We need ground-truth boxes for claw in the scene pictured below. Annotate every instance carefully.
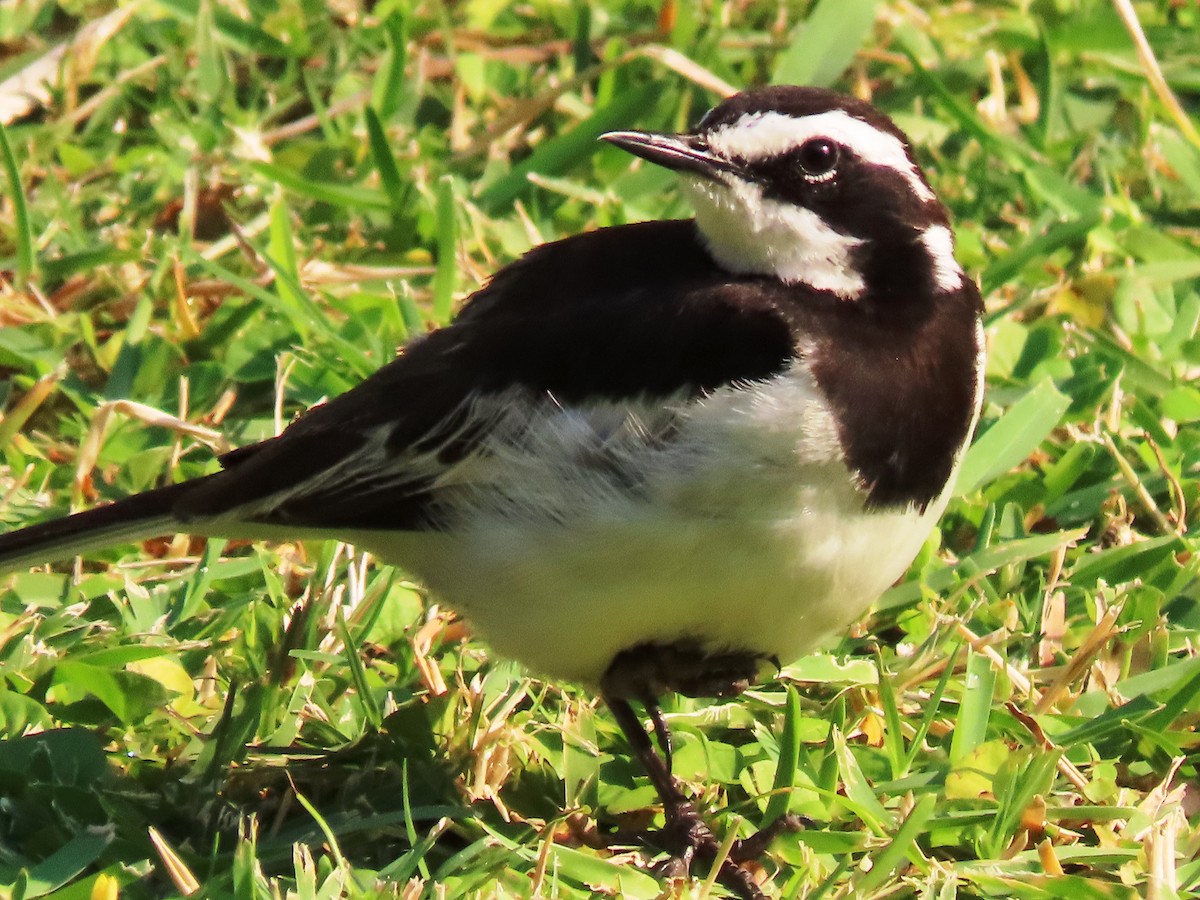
[599,644,796,900]
[603,694,780,900]
[651,847,692,882]
[729,813,807,863]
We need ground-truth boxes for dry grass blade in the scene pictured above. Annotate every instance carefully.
[1033,600,1123,714]
[0,4,139,124]
[73,400,231,506]
[953,620,1091,793]
[412,609,450,697]
[260,89,372,147]
[62,55,167,128]
[300,259,437,285]
[148,826,200,896]
[634,45,739,98]
[1038,837,1065,876]
[1102,432,1177,536]
[0,365,64,448]
[1110,0,1200,148]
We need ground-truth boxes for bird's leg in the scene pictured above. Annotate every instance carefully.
[602,694,765,900]
[603,695,706,848]
[642,693,674,771]
[601,642,807,900]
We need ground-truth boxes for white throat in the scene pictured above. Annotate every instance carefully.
[683,176,866,299]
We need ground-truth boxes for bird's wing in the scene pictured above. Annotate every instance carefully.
[173,219,799,533]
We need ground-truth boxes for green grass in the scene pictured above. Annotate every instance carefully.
[0,0,1198,897]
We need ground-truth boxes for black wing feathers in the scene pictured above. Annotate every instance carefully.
[176,220,798,530]
[0,215,982,558]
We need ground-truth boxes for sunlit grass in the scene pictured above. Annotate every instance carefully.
[0,0,1197,897]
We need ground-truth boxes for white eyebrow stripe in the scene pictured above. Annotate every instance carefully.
[706,110,935,203]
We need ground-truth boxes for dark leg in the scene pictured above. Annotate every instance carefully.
[603,695,694,825]
[643,694,673,771]
[603,694,766,900]
[599,641,808,898]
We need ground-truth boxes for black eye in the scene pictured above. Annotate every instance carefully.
[796,138,839,178]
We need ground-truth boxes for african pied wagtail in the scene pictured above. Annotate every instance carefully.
[0,86,984,899]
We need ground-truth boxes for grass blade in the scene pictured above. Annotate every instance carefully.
[763,685,802,824]
[0,120,34,289]
[956,379,1072,495]
[772,0,879,87]
[833,726,894,834]
[251,161,393,211]
[949,649,995,765]
[875,650,907,780]
[364,106,409,219]
[432,175,457,324]
[851,793,936,894]
[372,11,408,121]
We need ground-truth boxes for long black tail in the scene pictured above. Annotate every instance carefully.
[0,480,204,573]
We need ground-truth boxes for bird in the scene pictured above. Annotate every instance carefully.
[0,85,984,899]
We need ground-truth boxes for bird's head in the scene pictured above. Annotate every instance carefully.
[602,86,963,302]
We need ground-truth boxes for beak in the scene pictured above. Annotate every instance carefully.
[599,130,742,181]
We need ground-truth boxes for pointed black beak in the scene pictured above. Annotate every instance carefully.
[600,130,742,181]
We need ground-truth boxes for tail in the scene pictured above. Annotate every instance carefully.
[0,481,202,574]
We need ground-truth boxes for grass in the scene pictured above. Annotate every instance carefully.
[0,0,1197,897]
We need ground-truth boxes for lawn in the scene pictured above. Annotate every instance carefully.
[0,0,1198,897]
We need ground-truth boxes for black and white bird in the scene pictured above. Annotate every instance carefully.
[0,86,984,898]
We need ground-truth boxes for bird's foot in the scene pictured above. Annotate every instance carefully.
[726,813,807,863]
[654,798,803,899]
[600,646,795,900]
[657,795,760,899]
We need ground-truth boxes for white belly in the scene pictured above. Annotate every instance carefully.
[353,366,952,686]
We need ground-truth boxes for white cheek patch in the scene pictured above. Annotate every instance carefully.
[920,224,964,292]
[683,176,866,298]
[707,110,935,204]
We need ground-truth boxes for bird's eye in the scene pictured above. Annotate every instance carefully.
[796,138,839,178]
